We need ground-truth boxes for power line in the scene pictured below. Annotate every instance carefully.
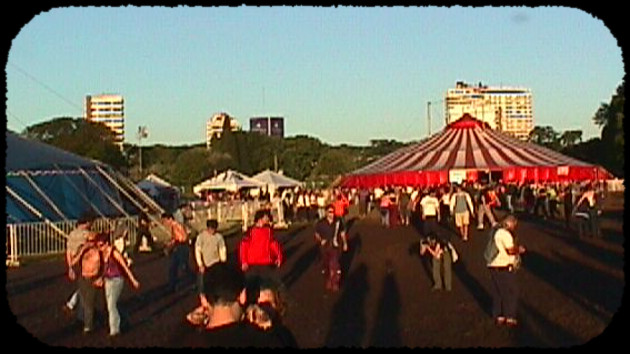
[8,61,84,113]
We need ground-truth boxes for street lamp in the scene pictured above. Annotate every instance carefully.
[426,99,444,136]
[137,126,148,177]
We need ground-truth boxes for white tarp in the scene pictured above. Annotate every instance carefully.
[193,170,263,195]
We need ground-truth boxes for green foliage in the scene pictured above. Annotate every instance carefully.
[22,117,127,169]
[593,81,624,177]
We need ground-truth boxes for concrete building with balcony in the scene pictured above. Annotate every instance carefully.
[84,94,125,149]
[206,112,242,148]
[445,81,534,140]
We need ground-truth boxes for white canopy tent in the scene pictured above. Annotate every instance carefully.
[251,169,303,196]
[193,170,264,195]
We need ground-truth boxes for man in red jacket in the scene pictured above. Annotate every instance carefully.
[239,210,283,303]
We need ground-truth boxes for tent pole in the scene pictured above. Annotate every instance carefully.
[6,186,70,239]
[95,165,165,218]
[108,168,164,214]
[19,171,69,221]
[94,166,170,235]
[52,164,107,218]
[78,167,132,218]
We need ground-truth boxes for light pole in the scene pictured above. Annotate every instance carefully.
[426,99,443,137]
[137,126,148,178]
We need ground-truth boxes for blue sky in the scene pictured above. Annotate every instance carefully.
[5,6,624,146]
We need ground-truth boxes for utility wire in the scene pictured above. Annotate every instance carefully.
[8,61,84,113]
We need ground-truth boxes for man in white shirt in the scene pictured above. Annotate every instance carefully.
[484,215,526,328]
[419,189,441,239]
[195,219,227,310]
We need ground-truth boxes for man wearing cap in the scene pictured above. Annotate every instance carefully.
[484,215,526,328]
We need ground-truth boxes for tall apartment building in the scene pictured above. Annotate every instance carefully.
[445,81,534,140]
[206,112,242,148]
[84,94,125,149]
[249,116,285,138]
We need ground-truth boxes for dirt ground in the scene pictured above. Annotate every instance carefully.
[5,192,626,348]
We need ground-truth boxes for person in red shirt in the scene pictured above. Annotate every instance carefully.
[332,190,350,222]
[239,210,283,304]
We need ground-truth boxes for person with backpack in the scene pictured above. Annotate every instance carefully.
[63,213,95,318]
[163,213,193,293]
[483,215,526,328]
[449,184,475,241]
[101,232,140,337]
[70,231,107,334]
[314,205,348,292]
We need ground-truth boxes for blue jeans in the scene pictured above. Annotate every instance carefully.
[105,277,124,335]
[489,268,519,319]
[168,243,191,291]
[380,208,390,227]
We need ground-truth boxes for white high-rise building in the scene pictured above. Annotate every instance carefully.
[445,81,534,140]
[206,112,242,148]
[84,94,125,149]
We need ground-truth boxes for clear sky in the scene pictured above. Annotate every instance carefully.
[5,6,625,147]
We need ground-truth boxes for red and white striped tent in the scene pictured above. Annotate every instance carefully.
[341,114,611,188]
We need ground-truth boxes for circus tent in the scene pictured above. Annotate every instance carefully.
[341,114,611,188]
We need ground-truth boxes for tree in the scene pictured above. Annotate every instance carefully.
[593,81,624,176]
[528,126,560,150]
[559,130,583,148]
[22,117,127,170]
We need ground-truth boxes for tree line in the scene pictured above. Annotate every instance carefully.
[18,81,623,196]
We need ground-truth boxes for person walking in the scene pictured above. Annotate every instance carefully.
[379,193,392,228]
[239,210,284,301]
[101,232,140,337]
[419,189,441,239]
[477,186,498,230]
[572,184,602,238]
[484,215,526,328]
[188,219,227,326]
[314,205,348,292]
[70,231,106,334]
[449,184,475,241]
[134,212,155,253]
[62,213,95,317]
[162,213,192,293]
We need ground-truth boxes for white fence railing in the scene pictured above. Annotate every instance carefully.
[6,200,286,267]
[5,216,138,267]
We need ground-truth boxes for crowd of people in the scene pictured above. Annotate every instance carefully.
[59,178,606,346]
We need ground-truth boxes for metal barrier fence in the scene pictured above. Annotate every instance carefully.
[5,216,138,267]
[6,200,279,267]
[190,200,267,232]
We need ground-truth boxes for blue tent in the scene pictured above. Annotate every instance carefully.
[5,131,159,224]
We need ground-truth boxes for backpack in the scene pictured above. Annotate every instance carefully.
[483,226,501,264]
[81,242,104,279]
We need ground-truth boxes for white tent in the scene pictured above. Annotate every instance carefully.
[193,170,264,195]
[251,169,303,192]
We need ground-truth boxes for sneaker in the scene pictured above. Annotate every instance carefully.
[477,225,484,230]
[495,316,506,326]
[431,286,442,292]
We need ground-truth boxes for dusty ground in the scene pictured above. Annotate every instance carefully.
[5,193,626,348]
